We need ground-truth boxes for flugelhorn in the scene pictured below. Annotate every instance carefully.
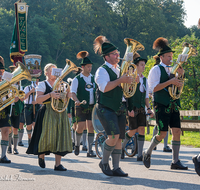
[0,62,31,111]
[120,38,144,98]
[168,42,197,100]
[51,59,80,113]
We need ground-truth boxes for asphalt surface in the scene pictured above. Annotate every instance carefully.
[0,131,200,190]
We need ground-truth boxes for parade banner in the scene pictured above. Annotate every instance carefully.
[10,1,28,63]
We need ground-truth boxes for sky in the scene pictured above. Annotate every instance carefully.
[183,0,200,28]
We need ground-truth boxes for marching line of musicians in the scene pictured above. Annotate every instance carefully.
[0,36,200,177]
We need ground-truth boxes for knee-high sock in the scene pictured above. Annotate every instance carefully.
[152,125,158,137]
[75,132,82,146]
[87,133,94,153]
[18,129,24,143]
[137,135,145,157]
[122,133,132,150]
[13,134,18,150]
[111,149,122,170]
[146,136,161,155]
[82,130,87,147]
[26,129,32,138]
[171,140,180,163]
[72,129,75,143]
[164,132,169,148]
[8,132,13,148]
[102,142,115,164]
[1,140,8,158]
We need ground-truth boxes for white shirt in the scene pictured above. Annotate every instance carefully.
[36,80,52,93]
[95,61,120,93]
[71,73,94,105]
[24,82,38,104]
[148,62,171,93]
[139,74,149,99]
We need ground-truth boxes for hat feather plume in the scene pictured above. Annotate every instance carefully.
[93,35,109,54]
[153,37,169,51]
[133,52,140,60]
[76,51,89,59]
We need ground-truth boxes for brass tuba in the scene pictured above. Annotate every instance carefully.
[120,38,145,98]
[168,43,197,100]
[0,61,32,111]
[51,59,80,113]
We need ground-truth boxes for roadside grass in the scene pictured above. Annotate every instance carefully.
[145,127,200,148]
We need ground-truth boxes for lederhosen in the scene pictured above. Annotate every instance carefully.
[75,74,96,122]
[96,65,126,139]
[10,100,23,129]
[128,77,147,129]
[24,85,41,125]
[26,81,72,156]
[0,104,11,128]
[154,65,181,132]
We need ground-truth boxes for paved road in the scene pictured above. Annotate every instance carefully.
[0,131,200,190]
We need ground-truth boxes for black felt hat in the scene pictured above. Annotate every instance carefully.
[0,62,5,70]
[133,52,147,65]
[77,51,93,66]
[153,37,175,56]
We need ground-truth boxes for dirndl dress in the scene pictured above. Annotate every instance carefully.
[26,81,72,156]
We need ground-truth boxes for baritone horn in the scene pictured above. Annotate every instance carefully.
[51,59,80,113]
[168,42,197,100]
[120,38,145,98]
[0,61,32,111]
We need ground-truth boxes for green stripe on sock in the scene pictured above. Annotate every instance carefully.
[1,140,8,146]
[125,132,132,140]
[112,149,122,154]
[88,133,94,136]
[171,141,180,146]
[13,134,18,138]
[138,135,145,141]
[153,136,161,144]
[104,142,115,151]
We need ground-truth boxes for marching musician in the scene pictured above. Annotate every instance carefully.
[143,37,188,170]
[0,56,11,163]
[23,77,41,145]
[7,65,24,155]
[71,51,96,157]
[26,63,72,171]
[121,53,154,161]
[151,55,172,152]
[94,36,133,177]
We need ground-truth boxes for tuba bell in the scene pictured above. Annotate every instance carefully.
[168,42,197,100]
[120,38,145,98]
[51,59,80,113]
[0,61,32,111]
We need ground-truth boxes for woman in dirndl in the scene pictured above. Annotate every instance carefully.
[26,63,72,171]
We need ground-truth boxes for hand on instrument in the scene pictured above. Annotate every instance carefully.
[120,74,134,84]
[170,77,183,87]
[177,66,184,76]
[50,91,60,99]
[75,100,81,106]
[14,97,19,102]
[68,113,72,118]
[128,110,135,117]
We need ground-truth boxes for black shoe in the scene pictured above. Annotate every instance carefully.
[38,156,45,168]
[153,146,157,150]
[171,160,188,170]
[7,147,12,154]
[99,161,113,176]
[18,141,24,146]
[82,146,88,151]
[192,155,200,176]
[0,156,11,163]
[112,168,128,177]
[121,149,125,159]
[13,149,19,154]
[137,155,143,161]
[54,164,67,171]
[143,151,151,168]
[74,146,79,156]
[87,150,96,157]
[163,146,172,152]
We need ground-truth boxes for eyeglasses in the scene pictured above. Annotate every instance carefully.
[109,51,120,56]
